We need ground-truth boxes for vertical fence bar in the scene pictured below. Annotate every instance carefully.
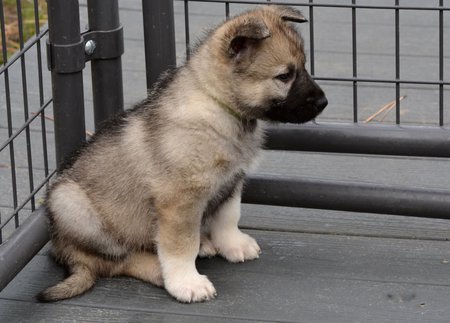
[352,0,357,122]
[47,0,86,168]
[184,0,191,61]
[87,0,124,129]
[395,0,400,124]
[309,0,315,75]
[0,0,19,227]
[16,0,36,213]
[438,0,444,126]
[142,0,176,89]
[225,2,230,19]
[33,0,49,178]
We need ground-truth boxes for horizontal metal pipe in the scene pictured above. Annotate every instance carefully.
[265,123,450,158]
[314,76,450,86]
[1,173,448,291]
[243,175,450,219]
[0,207,49,291]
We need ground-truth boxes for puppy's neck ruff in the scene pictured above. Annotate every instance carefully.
[204,92,258,132]
[209,94,242,121]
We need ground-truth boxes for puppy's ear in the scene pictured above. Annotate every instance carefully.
[227,17,270,58]
[272,6,308,23]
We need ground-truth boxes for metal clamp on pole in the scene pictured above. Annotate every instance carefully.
[46,39,86,73]
[46,1,125,130]
[82,25,124,61]
[46,23,124,73]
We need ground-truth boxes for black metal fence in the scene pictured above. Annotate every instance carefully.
[0,0,449,292]
[0,0,125,291]
[0,0,51,245]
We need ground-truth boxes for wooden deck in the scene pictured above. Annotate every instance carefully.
[1,1,450,322]
[2,209,450,322]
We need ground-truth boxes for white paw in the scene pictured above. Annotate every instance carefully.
[215,231,261,263]
[199,235,218,258]
[165,273,217,303]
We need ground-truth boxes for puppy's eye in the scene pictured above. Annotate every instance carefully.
[275,71,294,83]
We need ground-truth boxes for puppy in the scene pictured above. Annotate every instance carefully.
[38,5,327,303]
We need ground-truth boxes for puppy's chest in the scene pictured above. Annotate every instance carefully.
[203,170,244,218]
[207,127,261,203]
[214,123,263,171]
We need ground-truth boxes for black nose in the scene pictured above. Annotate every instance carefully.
[314,96,328,112]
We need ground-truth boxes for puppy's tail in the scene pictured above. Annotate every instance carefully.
[37,265,96,302]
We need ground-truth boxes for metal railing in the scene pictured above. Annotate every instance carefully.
[0,0,51,245]
[0,0,124,291]
[0,0,449,292]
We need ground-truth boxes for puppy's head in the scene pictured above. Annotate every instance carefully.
[197,5,327,123]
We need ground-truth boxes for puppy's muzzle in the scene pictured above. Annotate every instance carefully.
[263,71,328,124]
[304,73,328,113]
[309,95,328,112]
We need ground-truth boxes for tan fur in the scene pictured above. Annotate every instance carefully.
[39,5,326,303]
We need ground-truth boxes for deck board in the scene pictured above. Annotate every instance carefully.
[241,204,450,241]
[0,299,260,323]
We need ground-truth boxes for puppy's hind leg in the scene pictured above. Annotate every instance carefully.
[209,181,261,263]
[39,180,128,302]
[48,180,129,257]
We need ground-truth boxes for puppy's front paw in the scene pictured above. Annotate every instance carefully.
[215,231,261,263]
[165,273,217,303]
